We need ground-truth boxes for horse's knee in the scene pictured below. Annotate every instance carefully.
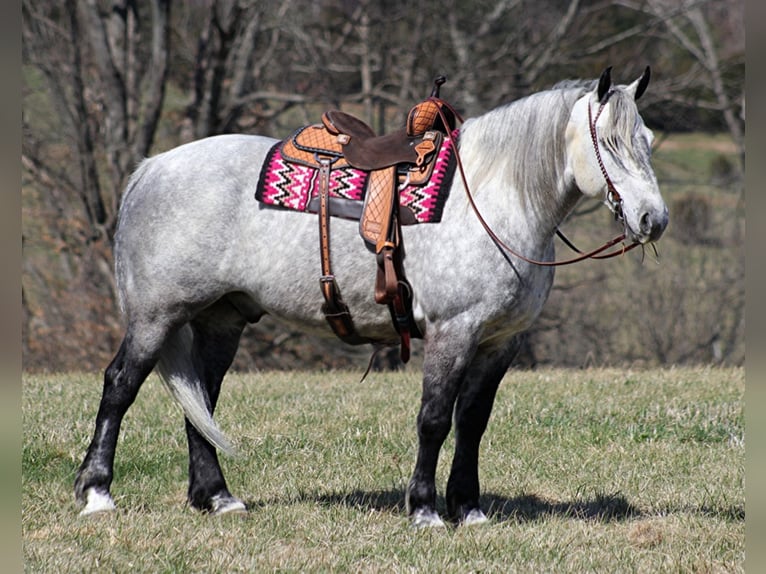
[453,400,492,443]
[416,403,452,444]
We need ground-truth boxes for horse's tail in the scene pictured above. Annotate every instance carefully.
[155,325,235,455]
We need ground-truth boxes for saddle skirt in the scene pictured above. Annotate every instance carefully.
[255,127,458,225]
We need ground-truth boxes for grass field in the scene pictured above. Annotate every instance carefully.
[22,367,744,572]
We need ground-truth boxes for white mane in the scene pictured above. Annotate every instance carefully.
[456,80,651,227]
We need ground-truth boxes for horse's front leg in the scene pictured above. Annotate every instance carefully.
[406,327,478,528]
[445,337,521,525]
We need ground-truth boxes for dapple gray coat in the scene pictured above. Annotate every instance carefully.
[75,69,667,527]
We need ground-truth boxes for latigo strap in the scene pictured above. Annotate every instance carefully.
[317,157,366,345]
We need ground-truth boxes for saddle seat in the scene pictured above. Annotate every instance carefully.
[322,111,419,171]
[320,98,454,172]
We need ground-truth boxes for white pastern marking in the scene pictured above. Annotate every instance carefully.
[411,508,446,529]
[79,489,116,516]
[462,508,489,526]
[211,495,247,516]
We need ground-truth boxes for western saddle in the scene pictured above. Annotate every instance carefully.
[279,77,457,363]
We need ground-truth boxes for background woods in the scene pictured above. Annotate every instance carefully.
[22,0,745,371]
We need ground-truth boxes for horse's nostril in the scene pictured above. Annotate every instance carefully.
[640,209,668,242]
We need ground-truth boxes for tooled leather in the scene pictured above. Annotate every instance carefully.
[407,100,440,136]
[317,159,363,342]
[360,167,396,249]
[281,125,349,168]
[273,96,453,359]
[400,131,443,185]
[318,160,333,279]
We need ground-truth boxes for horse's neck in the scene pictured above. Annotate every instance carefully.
[454,93,582,239]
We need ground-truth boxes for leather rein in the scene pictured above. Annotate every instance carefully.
[429,95,641,267]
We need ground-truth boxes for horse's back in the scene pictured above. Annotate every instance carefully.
[121,134,275,213]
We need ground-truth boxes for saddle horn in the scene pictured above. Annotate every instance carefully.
[597,66,613,103]
[431,75,447,98]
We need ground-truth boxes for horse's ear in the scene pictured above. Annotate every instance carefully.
[633,66,651,101]
[597,67,613,102]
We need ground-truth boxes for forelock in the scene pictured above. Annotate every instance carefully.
[601,89,648,163]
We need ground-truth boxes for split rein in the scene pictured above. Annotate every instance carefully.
[428,96,641,267]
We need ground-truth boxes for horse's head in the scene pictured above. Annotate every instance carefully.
[565,66,668,244]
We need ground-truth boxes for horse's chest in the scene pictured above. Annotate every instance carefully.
[412,256,554,337]
[490,265,554,332]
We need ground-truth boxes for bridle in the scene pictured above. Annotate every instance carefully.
[428,95,641,267]
[588,92,625,224]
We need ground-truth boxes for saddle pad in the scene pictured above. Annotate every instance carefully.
[256,130,458,224]
[256,145,368,212]
[399,131,457,223]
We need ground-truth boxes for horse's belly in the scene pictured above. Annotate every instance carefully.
[234,209,403,342]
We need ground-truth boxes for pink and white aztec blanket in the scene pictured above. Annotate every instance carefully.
[255,130,458,224]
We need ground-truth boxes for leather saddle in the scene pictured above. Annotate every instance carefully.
[277,77,457,362]
[281,109,449,244]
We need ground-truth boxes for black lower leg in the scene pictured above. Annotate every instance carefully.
[75,341,155,504]
[185,308,245,511]
[406,363,468,516]
[446,341,519,521]
[406,410,452,514]
[445,387,498,520]
[185,420,234,511]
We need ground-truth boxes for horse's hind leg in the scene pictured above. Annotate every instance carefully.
[182,299,248,514]
[445,338,521,525]
[74,322,168,515]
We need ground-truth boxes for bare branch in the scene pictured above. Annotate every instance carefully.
[524,0,581,84]
[133,0,170,161]
[66,0,108,228]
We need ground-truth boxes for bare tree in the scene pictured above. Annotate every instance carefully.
[23,0,170,370]
[615,0,745,169]
[22,0,745,371]
[23,0,170,241]
[179,0,309,140]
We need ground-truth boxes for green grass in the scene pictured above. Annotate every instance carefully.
[23,367,744,572]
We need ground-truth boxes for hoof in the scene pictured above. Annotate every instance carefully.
[461,508,488,526]
[79,488,116,516]
[411,507,446,529]
[210,494,247,516]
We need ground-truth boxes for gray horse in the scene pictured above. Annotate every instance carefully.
[75,68,667,527]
